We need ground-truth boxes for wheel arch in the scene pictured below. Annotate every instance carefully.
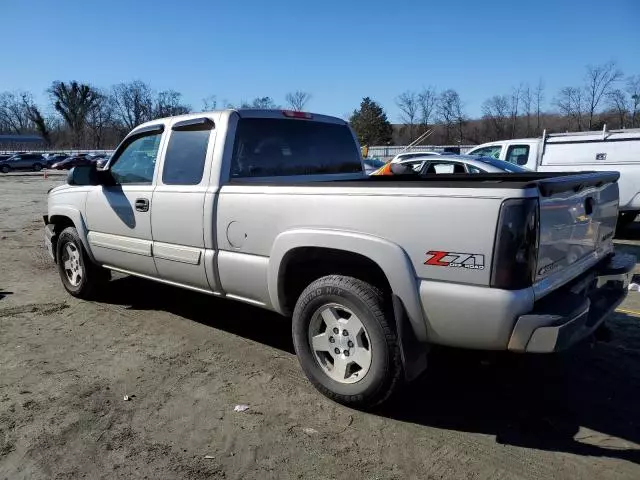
[48,206,96,263]
[269,229,427,342]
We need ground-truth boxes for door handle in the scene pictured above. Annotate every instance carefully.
[135,198,149,212]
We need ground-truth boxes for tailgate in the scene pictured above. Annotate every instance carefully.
[535,172,619,282]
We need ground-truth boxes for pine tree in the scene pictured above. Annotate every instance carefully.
[349,97,393,146]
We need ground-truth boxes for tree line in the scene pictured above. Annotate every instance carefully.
[0,82,312,148]
[1,61,638,149]
[350,61,639,147]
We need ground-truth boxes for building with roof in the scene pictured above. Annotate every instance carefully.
[0,134,46,152]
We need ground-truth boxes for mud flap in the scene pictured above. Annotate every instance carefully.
[393,295,428,381]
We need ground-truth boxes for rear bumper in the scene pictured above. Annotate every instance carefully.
[508,252,634,353]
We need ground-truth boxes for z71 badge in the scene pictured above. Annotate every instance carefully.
[425,251,485,270]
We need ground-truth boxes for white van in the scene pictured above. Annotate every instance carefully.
[467,126,640,226]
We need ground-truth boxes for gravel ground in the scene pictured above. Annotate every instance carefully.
[1,175,640,479]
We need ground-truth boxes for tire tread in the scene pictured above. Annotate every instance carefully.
[293,275,402,408]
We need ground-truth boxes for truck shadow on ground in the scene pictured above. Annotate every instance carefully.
[379,320,640,464]
[100,276,640,464]
[0,290,13,301]
[100,275,295,354]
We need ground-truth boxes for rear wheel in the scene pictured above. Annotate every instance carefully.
[56,226,110,299]
[292,275,402,408]
[0,165,10,174]
[32,163,42,172]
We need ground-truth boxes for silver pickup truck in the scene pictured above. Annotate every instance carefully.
[44,109,634,407]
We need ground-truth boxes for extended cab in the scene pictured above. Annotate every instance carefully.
[44,109,634,407]
[467,127,640,226]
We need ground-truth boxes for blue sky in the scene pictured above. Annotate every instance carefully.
[2,0,639,120]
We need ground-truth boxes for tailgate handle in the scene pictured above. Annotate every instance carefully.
[585,196,594,216]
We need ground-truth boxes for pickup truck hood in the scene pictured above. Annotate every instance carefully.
[534,172,619,283]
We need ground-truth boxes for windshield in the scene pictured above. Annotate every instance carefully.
[475,156,529,173]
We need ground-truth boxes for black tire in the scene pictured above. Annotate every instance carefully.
[32,163,42,172]
[618,211,638,230]
[292,275,402,408]
[56,226,110,299]
[0,165,10,174]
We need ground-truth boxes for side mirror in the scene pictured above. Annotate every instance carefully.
[67,164,99,186]
[516,155,528,166]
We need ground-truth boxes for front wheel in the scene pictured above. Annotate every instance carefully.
[56,226,110,299]
[292,275,402,408]
[0,165,10,174]
[33,163,42,172]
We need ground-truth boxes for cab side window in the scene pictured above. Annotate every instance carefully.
[162,119,214,185]
[110,131,162,185]
[423,161,466,174]
[506,145,530,166]
[471,145,502,159]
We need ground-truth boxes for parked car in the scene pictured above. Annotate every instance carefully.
[0,153,46,173]
[373,154,529,176]
[51,154,97,170]
[44,154,70,167]
[466,126,640,226]
[363,157,386,175]
[389,151,442,164]
[44,109,632,408]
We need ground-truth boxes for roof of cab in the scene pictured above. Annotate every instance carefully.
[130,109,347,135]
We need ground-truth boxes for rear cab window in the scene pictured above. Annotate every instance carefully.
[230,118,362,178]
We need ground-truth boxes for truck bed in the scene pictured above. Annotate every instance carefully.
[230,171,620,195]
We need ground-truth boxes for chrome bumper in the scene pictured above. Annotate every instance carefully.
[508,252,635,353]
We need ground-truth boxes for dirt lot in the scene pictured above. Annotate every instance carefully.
[1,174,640,479]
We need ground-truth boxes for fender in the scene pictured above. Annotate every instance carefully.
[48,205,96,263]
[268,228,428,342]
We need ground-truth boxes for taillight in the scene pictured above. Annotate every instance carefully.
[490,198,539,289]
[282,110,312,119]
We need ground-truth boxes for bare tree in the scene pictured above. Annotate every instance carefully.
[437,89,465,144]
[627,75,640,128]
[86,91,115,148]
[395,90,419,141]
[555,86,584,130]
[607,89,628,128]
[583,61,623,129]
[22,93,52,144]
[0,92,31,133]
[49,81,100,147]
[521,84,533,136]
[481,95,510,140]
[247,97,278,109]
[154,90,191,118]
[111,80,154,132]
[509,85,522,138]
[285,91,311,111]
[535,79,545,134]
[417,87,437,128]
[202,95,217,111]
